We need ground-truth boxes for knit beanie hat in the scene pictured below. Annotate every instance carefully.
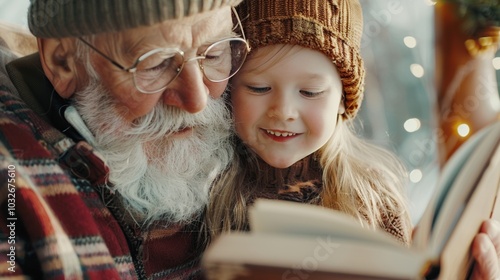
[237,0,365,119]
[28,0,243,38]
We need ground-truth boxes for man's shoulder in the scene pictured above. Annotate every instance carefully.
[0,22,37,96]
[0,88,130,278]
[0,47,20,96]
[0,86,45,134]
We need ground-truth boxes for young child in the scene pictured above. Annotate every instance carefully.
[206,0,413,245]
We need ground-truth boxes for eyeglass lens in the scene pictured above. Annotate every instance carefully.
[133,38,248,93]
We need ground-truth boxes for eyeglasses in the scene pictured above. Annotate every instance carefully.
[78,7,250,94]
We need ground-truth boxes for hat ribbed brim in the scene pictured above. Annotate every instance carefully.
[29,0,243,38]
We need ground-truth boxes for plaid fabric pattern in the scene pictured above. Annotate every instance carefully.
[0,85,203,279]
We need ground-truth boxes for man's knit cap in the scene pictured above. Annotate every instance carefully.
[237,0,365,119]
[28,0,243,38]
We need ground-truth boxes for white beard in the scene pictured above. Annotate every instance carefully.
[73,76,233,226]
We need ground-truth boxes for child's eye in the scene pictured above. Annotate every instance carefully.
[247,85,271,94]
[300,90,324,98]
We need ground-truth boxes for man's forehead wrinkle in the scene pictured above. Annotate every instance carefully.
[158,23,192,50]
[118,27,168,62]
[102,7,233,60]
[157,8,232,49]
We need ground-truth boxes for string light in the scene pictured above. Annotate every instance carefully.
[410,64,425,78]
[409,169,423,183]
[457,123,470,137]
[404,118,421,133]
[493,57,500,70]
[404,36,417,48]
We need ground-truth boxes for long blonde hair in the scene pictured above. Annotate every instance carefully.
[205,44,412,244]
[206,116,412,242]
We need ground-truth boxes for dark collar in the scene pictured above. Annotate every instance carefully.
[5,53,108,185]
[5,52,84,142]
[250,154,323,204]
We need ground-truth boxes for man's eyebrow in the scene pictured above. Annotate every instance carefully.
[202,32,236,45]
[122,35,172,61]
[122,37,147,60]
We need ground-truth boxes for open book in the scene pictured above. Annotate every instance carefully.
[202,121,500,280]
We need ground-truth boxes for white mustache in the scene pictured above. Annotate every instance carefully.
[128,98,225,140]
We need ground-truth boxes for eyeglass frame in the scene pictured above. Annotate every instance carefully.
[78,6,250,94]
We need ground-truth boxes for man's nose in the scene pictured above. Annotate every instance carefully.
[161,62,209,114]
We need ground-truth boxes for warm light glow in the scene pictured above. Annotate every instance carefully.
[404,36,417,48]
[491,93,500,111]
[404,118,421,133]
[493,57,500,70]
[410,169,423,183]
[457,123,470,138]
[425,0,437,5]
[410,64,425,78]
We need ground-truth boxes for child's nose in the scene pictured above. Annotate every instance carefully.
[267,93,298,121]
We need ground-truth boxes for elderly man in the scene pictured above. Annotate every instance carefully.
[0,0,248,279]
[0,1,499,280]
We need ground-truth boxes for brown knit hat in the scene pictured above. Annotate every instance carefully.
[28,0,243,38]
[237,0,365,119]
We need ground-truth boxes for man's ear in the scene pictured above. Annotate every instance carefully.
[38,37,80,99]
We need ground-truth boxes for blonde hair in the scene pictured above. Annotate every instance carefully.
[205,43,412,245]
[318,119,411,232]
[206,117,412,242]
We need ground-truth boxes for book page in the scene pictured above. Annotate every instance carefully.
[439,141,500,279]
[430,122,500,253]
[412,122,500,250]
[204,232,425,280]
[249,199,402,247]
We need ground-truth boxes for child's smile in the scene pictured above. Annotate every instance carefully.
[262,128,301,142]
[231,44,345,168]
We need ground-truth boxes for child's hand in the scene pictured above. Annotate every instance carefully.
[471,219,500,280]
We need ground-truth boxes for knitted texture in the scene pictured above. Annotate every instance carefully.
[247,154,410,245]
[28,0,243,38]
[237,0,365,119]
[0,84,204,279]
